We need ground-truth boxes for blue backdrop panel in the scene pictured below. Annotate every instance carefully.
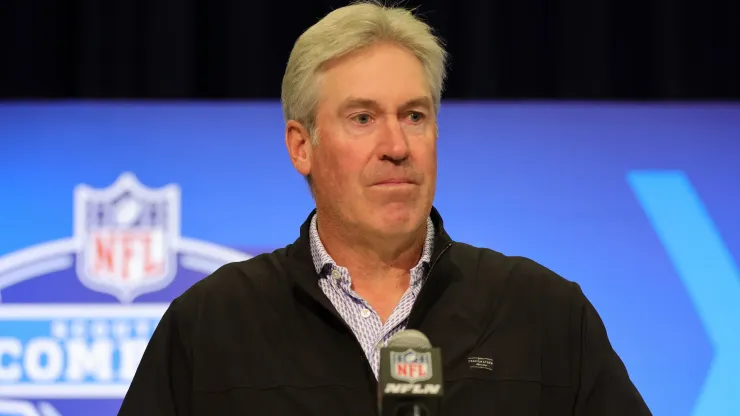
[0,102,738,416]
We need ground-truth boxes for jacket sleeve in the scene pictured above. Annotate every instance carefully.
[572,284,652,415]
[118,297,193,416]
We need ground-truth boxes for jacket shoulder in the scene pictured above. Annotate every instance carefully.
[168,247,293,317]
[452,242,578,288]
[450,242,581,308]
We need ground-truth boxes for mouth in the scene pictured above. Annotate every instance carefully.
[373,179,417,186]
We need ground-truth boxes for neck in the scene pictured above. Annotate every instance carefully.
[315,211,427,280]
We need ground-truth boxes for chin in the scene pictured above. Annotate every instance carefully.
[372,203,427,233]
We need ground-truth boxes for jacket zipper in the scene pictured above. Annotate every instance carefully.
[411,242,452,311]
[326,296,378,412]
[428,242,453,278]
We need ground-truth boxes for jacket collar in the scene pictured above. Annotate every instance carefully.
[284,206,456,330]
[287,206,453,270]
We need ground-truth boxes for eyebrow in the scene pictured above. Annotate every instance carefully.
[338,96,434,114]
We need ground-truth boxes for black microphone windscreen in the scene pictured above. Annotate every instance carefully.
[378,329,444,416]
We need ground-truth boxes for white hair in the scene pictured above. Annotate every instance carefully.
[281,1,448,144]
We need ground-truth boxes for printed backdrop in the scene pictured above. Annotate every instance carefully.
[0,102,738,416]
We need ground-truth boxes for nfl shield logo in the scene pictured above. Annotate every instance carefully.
[73,172,181,303]
[390,349,433,383]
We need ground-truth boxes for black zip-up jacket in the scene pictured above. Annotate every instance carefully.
[118,208,651,415]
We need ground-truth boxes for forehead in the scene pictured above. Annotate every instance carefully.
[317,43,431,110]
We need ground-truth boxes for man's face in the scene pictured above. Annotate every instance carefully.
[296,42,438,239]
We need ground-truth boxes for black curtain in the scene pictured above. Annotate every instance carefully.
[1,0,738,99]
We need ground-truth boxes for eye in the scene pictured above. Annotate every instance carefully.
[351,113,373,124]
[407,111,425,123]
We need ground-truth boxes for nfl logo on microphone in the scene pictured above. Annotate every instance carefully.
[390,349,433,383]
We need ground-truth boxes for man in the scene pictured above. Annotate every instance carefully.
[119,2,651,415]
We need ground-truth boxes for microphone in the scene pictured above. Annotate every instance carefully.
[378,329,444,416]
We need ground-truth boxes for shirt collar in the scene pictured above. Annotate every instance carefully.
[308,213,436,277]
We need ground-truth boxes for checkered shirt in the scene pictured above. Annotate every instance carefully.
[309,213,435,379]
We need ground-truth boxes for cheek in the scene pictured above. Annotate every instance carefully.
[413,137,437,169]
[337,159,365,185]
[316,149,363,189]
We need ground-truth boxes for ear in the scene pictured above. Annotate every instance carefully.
[285,120,313,177]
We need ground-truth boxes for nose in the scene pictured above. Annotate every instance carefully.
[379,118,410,163]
